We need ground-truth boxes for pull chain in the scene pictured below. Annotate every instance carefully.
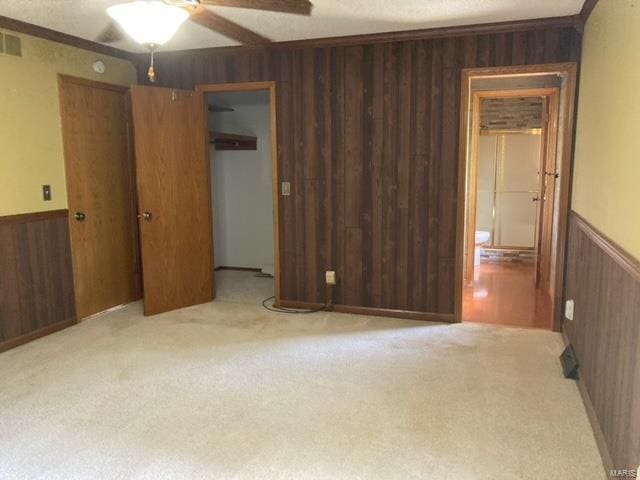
[147,46,156,83]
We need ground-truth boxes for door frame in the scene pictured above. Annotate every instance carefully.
[454,63,578,331]
[195,81,282,306]
[465,87,559,285]
[58,74,142,319]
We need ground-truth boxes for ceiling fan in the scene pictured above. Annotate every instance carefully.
[97,0,313,82]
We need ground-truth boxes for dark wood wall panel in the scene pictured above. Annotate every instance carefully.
[139,26,582,314]
[0,211,76,351]
[564,212,640,471]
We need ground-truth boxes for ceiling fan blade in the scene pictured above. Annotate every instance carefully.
[199,0,313,16]
[95,20,125,44]
[189,5,271,44]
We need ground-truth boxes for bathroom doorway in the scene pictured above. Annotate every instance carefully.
[455,64,577,330]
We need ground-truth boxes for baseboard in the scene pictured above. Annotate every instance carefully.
[278,300,455,323]
[0,318,76,354]
[79,302,133,322]
[561,331,612,477]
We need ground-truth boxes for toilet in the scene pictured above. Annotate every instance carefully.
[474,231,491,266]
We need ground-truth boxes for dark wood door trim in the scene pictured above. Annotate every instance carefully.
[196,81,282,306]
[455,62,578,331]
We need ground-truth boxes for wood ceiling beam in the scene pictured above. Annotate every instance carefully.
[579,0,600,23]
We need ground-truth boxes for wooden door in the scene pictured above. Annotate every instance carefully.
[130,86,214,315]
[536,91,560,291]
[59,75,141,319]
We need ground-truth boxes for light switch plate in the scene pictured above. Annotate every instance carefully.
[42,185,52,201]
[281,181,291,196]
[325,270,336,285]
[565,299,574,321]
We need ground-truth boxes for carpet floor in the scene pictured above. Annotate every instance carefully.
[0,300,603,479]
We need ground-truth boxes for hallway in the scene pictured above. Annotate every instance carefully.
[463,261,552,329]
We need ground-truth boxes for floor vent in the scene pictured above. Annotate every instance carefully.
[560,344,579,379]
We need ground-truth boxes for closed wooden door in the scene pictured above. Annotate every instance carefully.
[59,76,141,320]
[130,86,214,316]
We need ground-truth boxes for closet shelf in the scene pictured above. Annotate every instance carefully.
[209,131,257,151]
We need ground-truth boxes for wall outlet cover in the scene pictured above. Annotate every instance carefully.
[325,270,336,285]
[565,299,574,321]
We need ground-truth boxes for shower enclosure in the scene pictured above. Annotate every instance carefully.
[476,131,542,250]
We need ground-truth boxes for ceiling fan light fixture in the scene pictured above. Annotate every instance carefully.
[107,1,189,47]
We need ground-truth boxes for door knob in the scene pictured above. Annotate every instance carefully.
[532,196,540,202]
[74,212,86,221]
[138,212,153,221]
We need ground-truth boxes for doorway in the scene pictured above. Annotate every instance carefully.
[58,75,141,320]
[125,81,279,316]
[455,64,577,331]
[197,82,281,307]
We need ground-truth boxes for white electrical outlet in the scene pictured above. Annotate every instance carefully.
[565,299,574,321]
[325,270,336,285]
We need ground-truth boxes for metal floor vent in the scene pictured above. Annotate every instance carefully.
[560,344,579,379]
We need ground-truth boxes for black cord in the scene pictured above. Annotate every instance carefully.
[261,296,328,314]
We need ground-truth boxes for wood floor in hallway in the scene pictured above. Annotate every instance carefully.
[463,261,552,329]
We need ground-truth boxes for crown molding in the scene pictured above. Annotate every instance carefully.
[146,14,583,58]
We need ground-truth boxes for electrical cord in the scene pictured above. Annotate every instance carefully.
[261,295,329,314]
[261,282,334,314]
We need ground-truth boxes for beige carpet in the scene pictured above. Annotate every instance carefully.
[214,270,274,305]
[0,300,603,479]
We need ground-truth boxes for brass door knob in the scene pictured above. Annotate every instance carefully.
[138,212,153,221]
[74,212,86,221]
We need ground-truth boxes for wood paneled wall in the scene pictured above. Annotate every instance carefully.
[138,26,582,314]
[564,212,640,471]
[0,210,76,352]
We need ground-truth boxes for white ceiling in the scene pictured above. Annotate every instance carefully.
[0,0,585,53]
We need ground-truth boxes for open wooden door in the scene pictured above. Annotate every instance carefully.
[130,86,214,315]
[535,91,560,290]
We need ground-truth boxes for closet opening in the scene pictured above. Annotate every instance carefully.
[198,82,281,307]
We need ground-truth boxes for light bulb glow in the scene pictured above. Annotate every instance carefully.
[107,1,189,46]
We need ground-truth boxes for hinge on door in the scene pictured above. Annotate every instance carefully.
[172,90,177,101]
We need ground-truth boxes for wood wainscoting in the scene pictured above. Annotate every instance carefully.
[0,210,76,353]
[563,211,640,472]
[137,24,582,318]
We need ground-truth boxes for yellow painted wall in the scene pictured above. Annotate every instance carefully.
[572,0,640,259]
[0,29,136,216]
